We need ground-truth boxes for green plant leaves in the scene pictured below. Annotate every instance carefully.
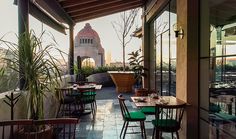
[0,29,64,120]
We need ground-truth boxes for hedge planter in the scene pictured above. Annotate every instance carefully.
[108,71,136,93]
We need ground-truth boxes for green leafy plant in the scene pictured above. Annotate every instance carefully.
[128,49,147,88]
[0,30,62,120]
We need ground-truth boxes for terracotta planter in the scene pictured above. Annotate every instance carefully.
[135,88,149,96]
[108,71,136,93]
[16,125,53,139]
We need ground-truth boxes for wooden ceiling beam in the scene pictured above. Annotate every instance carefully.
[70,1,142,18]
[73,4,142,22]
[36,0,74,25]
[65,0,141,13]
[59,0,99,8]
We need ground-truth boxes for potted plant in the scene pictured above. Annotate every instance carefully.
[128,49,148,96]
[0,30,63,138]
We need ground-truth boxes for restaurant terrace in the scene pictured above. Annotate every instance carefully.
[0,0,236,139]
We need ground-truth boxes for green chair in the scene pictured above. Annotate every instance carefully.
[118,94,146,139]
[152,103,186,139]
[78,87,97,118]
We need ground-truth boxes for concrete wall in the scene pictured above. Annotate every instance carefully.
[0,74,75,121]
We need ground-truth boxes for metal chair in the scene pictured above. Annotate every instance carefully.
[152,103,186,139]
[118,94,146,139]
[56,88,76,117]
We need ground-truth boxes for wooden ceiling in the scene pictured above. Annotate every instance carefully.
[59,0,145,23]
[35,0,146,25]
[210,0,236,26]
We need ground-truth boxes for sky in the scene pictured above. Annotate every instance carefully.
[0,0,142,63]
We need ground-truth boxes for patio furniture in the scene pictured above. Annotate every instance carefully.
[78,87,97,118]
[56,88,76,117]
[118,94,146,139]
[152,102,186,139]
[0,118,78,139]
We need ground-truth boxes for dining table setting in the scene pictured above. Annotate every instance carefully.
[131,94,186,107]
[65,82,102,117]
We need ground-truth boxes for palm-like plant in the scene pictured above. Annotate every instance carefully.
[128,49,147,88]
[0,30,62,120]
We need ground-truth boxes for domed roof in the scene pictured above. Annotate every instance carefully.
[77,23,100,42]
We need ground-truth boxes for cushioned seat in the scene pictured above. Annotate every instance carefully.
[214,112,236,122]
[124,111,146,120]
[141,107,155,115]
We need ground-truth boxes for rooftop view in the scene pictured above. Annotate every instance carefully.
[0,0,236,139]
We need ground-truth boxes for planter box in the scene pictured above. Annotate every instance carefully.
[86,72,114,87]
[108,71,136,93]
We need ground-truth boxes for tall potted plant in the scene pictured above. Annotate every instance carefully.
[128,49,148,96]
[0,30,62,137]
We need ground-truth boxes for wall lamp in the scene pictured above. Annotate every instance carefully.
[173,23,184,39]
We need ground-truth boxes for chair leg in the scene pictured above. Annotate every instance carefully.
[56,103,61,117]
[141,121,146,139]
[156,130,160,139]
[123,121,129,139]
[140,121,144,138]
[171,132,174,139]
[120,121,126,138]
[152,127,155,139]
[176,131,179,139]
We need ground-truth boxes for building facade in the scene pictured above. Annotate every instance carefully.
[74,23,105,67]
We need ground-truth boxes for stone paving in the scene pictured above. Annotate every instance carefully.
[75,87,172,139]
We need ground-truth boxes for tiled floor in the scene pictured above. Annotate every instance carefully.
[75,99,172,139]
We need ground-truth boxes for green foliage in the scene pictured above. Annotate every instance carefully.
[74,65,131,77]
[0,30,63,120]
[128,49,147,87]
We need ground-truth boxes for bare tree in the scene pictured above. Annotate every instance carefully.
[112,8,139,71]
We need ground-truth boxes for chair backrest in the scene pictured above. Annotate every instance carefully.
[55,88,73,101]
[118,94,131,119]
[0,118,78,139]
[155,103,186,131]
[79,87,96,103]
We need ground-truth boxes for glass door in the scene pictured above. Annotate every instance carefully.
[153,0,176,96]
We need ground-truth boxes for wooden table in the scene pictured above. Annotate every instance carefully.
[131,96,186,107]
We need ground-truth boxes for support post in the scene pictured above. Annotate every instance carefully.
[18,0,29,90]
[69,25,74,75]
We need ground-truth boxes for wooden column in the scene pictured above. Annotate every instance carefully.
[176,0,199,138]
[69,25,74,75]
[142,9,150,89]
[18,0,29,90]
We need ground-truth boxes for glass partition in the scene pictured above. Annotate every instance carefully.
[151,0,176,96]
[200,0,236,138]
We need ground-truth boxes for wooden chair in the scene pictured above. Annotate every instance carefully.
[118,94,146,139]
[56,88,76,117]
[152,103,186,139]
[78,87,97,118]
[0,118,78,139]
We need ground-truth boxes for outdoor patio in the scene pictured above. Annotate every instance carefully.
[76,87,172,139]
